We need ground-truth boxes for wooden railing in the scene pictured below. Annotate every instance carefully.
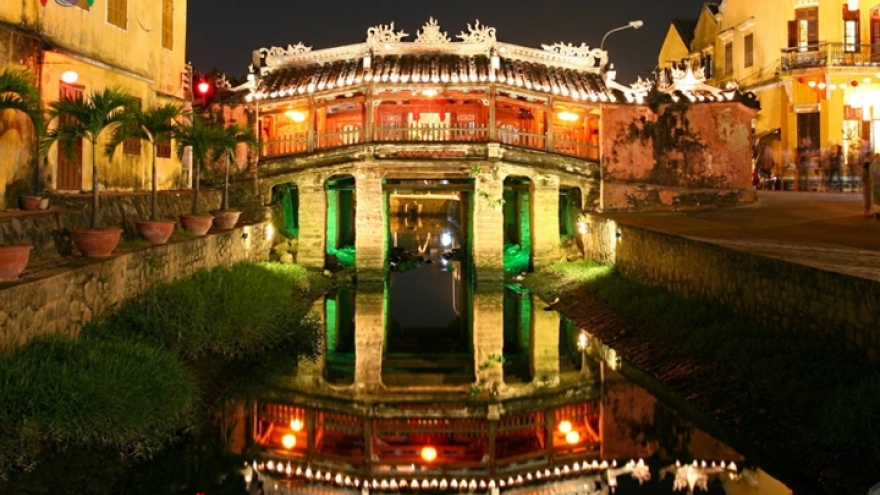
[781,42,880,70]
[260,124,595,160]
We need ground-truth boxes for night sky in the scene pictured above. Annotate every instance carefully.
[187,0,709,84]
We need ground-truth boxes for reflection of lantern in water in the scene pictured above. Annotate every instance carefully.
[290,418,304,431]
[558,420,573,433]
[421,446,438,462]
[565,430,580,444]
[282,434,297,449]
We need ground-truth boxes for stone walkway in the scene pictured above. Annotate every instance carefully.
[604,190,880,282]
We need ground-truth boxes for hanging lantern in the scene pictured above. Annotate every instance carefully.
[848,0,859,11]
[40,0,48,5]
[851,80,859,87]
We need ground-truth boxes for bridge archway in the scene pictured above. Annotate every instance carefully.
[326,174,357,268]
[503,176,533,274]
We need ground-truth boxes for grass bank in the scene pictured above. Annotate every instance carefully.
[527,260,880,488]
[0,262,326,493]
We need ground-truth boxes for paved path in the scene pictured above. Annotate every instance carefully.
[604,191,880,282]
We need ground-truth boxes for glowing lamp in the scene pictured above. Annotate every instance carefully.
[864,77,872,84]
[61,70,79,84]
[817,82,826,90]
[420,446,438,462]
[422,88,439,97]
[197,80,211,95]
[285,110,307,123]
[807,80,817,88]
[565,431,581,444]
[557,111,579,122]
[848,0,858,10]
[281,434,296,449]
[290,418,304,431]
[557,420,573,433]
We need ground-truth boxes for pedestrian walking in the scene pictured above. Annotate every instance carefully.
[862,152,874,217]
[796,137,813,191]
[827,144,843,191]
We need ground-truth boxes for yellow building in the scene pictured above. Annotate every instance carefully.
[660,0,880,188]
[0,0,187,209]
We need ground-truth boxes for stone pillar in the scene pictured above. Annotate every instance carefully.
[473,286,504,392]
[472,169,504,280]
[354,290,384,393]
[355,165,385,281]
[531,301,560,386]
[297,181,326,269]
[532,174,560,269]
[297,299,326,389]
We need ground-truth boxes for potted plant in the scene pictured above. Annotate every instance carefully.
[172,114,225,235]
[0,68,44,279]
[209,123,257,229]
[44,87,134,257]
[0,68,45,211]
[107,102,184,244]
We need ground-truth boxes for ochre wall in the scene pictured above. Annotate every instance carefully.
[601,101,757,212]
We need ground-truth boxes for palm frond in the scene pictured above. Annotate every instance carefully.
[0,68,43,131]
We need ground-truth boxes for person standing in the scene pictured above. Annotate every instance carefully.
[862,152,874,217]
[827,144,843,191]
[796,137,813,191]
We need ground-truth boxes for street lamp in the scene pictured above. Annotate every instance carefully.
[600,20,644,52]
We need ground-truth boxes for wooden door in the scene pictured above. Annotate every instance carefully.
[56,83,83,191]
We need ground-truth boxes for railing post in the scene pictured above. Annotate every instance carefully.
[489,86,497,142]
[307,97,316,153]
[365,95,374,144]
[546,98,555,153]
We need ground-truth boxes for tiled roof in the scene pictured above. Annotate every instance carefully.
[254,54,610,102]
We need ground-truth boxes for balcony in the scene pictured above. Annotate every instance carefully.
[260,123,599,162]
[780,42,880,71]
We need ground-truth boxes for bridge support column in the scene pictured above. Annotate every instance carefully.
[472,170,504,280]
[473,285,504,392]
[354,290,385,394]
[531,303,560,386]
[298,182,327,269]
[297,299,327,389]
[532,175,561,270]
[356,166,385,281]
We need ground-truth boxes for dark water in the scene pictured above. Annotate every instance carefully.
[229,210,787,495]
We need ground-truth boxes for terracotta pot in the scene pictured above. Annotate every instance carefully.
[19,196,45,211]
[70,228,123,258]
[0,245,33,282]
[135,220,176,245]
[179,214,214,236]
[210,210,241,230]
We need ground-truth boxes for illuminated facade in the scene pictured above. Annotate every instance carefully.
[0,0,187,208]
[661,0,880,178]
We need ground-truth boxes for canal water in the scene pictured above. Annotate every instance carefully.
[222,207,792,495]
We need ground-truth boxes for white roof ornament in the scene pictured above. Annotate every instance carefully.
[415,17,450,43]
[456,20,497,44]
[657,59,728,99]
[259,43,313,68]
[541,42,594,58]
[367,22,410,44]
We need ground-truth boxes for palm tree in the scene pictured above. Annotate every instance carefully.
[0,68,44,196]
[173,114,227,216]
[211,123,257,212]
[106,102,183,220]
[44,87,134,229]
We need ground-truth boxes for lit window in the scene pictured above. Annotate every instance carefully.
[107,0,127,29]
[791,7,818,52]
[843,6,860,53]
[744,34,754,68]
[162,0,174,50]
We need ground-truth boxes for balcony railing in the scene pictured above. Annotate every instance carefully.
[781,42,880,71]
[261,124,597,161]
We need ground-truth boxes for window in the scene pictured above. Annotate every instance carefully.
[156,140,172,159]
[76,0,89,10]
[162,0,174,50]
[788,7,818,51]
[744,33,754,68]
[107,0,127,29]
[844,6,860,53]
[123,97,141,155]
[724,42,733,76]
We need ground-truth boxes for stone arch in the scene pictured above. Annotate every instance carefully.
[502,175,533,274]
[325,173,357,268]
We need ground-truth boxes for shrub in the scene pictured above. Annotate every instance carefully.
[82,263,323,361]
[0,336,198,477]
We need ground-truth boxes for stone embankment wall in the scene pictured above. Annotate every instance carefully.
[0,221,272,351]
[582,216,879,362]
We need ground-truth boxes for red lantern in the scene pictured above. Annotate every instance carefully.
[851,80,859,87]
[797,77,805,84]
